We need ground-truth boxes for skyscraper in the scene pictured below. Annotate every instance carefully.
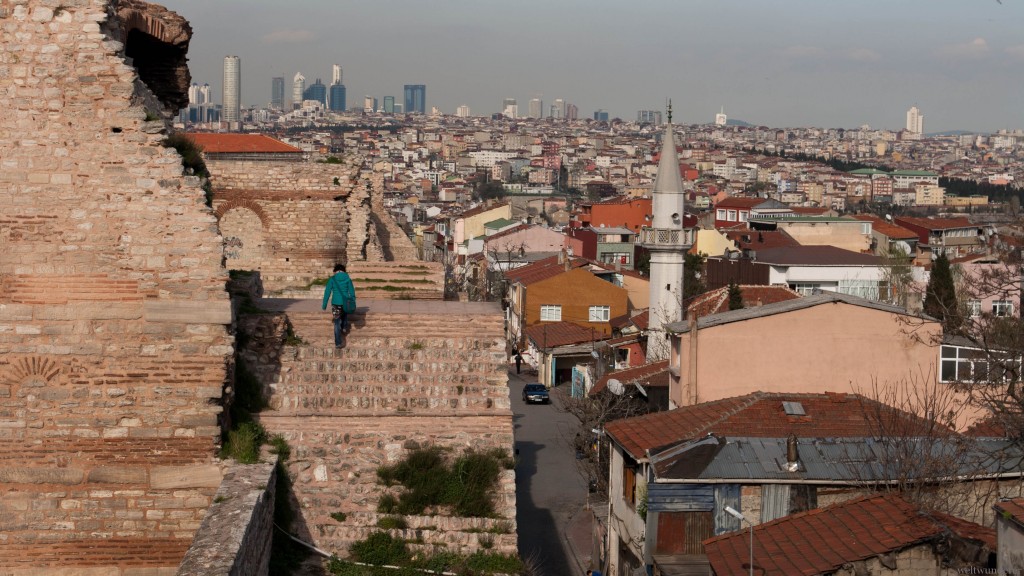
[565,103,578,121]
[332,64,343,86]
[222,55,240,123]
[638,110,663,125]
[715,106,727,126]
[292,72,305,109]
[329,84,347,112]
[906,105,924,134]
[363,95,377,113]
[271,77,285,109]
[551,98,564,120]
[383,96,395,114]
[502,98,517,118]
[304,78,327,106]
[456,105,471,118]
[403,84,426,114]
[528,98,543,119]
[593,109,609,122]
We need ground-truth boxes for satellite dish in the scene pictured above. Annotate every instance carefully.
[895,241,912,254]
[885,214,892,221]
[608,379,624,395]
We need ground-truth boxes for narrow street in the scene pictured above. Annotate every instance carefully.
[509,369,591,576]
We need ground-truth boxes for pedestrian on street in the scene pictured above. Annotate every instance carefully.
[321,263,356,348]
[514,350,523,374]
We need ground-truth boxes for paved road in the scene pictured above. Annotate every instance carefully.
[509,369,589,576]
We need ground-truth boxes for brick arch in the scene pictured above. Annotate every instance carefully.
[215,200,270,230]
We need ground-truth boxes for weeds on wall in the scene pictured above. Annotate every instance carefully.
[375,447,513,518]
[328,531,524,576]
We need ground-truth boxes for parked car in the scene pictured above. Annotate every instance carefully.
[522,383,550,404]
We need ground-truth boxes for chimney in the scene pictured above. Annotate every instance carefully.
[785,433,800,472]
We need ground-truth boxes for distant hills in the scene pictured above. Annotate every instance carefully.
[725,119,753,127]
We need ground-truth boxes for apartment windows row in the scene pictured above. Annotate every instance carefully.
[967,299,1015,318]
[940,344,1021,383]
[539,304,611,323]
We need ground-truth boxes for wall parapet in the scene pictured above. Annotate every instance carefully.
[176,461,277,576]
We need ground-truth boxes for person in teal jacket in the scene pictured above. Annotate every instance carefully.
[322,263,356,348]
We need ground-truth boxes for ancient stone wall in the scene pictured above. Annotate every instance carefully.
[208,159,359,292]
[206,158,356,193]
[0,1,232,573]
[176,461,277,576]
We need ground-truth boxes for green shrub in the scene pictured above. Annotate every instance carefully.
[377,493,398,514]
[269,435,291,462]
[330,511,347,522]
[349,531,408,566]
[221,421,266,464]
[163,132,209,178]
[376,515,407,530]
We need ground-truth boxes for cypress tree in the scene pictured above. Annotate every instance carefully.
[923,253,960,332]
[727,281,744,310]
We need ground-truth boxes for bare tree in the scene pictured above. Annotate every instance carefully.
[850,373,1019,524]
[553,385,650,498]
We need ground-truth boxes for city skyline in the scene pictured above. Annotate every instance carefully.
[161,0,1024,132]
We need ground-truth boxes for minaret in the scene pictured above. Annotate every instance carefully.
[643,102,690,361]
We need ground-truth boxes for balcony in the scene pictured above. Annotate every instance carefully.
[640,227,694,250]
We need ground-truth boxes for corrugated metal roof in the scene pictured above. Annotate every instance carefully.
[665,291,922,334]
[650,436,1022,482]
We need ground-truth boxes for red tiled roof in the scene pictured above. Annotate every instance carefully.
[185,133,301,154]
[994,498,1024,529]
[591,360,669,396]
[630,310,649,330]
[687,285,801,318]
[523,321,595,348]
[704,493,994,576]
[852,215,918,240]
[605,392,945,460]
[503,255,590,286]
[895,216,976,231]
[724,229,801,251]
[458,202,510,219]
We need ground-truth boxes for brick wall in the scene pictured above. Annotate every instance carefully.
[212,190,351,290]
[0,1,231,572]
[206,158,355,193]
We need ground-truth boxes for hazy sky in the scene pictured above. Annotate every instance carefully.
[159,0,1024,133]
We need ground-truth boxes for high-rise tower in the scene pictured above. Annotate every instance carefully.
[906,105,924,134]
[329,84,347,112]
[292,72,305,109]
[332,64,343,86]
[529,98,543,119]
[715,106,727,126]
[642,104,690,361]
[403,84,426,114]
[271,76,285,109]
[222,55,240,124]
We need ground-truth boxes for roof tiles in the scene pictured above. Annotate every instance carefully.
[185,133,301,154]
[703,493,994,576]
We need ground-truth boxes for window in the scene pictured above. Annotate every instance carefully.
[589,305,611,322]
[623,462,637,507]
[838,280,880,301]
[540,305,561,322]
[716,209,727,220]
[727,210,738,222]
[967,299,981,318]
[940,344,1022,383]
[994,300,1014,317]
[790,283,822,296]
[739,211,748,222]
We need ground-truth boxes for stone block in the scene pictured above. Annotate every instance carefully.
[87,466,147,484]
[0,304,33,321]
[144,300,232,325]
[150,465,223,489]
[0,468,85,485]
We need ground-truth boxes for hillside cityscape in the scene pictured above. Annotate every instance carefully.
[5,1,1024,576]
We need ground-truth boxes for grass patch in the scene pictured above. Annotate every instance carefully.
[350,531,408,566]
[283,324,305,346]
[375,447,512,518]
[352,278,435,284]
[406,341,425,351]
[163,133,209,178]
[375,515,408,530]
[330,511,348,522]
[360,286,414,292]
[328,542,522,576]
[303,277,330,289]
[213,495,229,504]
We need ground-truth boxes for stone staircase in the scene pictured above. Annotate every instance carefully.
[249,299,516,558]
[267,261,445,300]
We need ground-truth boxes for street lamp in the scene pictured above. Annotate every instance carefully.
[724,506,753,576]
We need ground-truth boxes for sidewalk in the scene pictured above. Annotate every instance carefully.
[565,504,595,574]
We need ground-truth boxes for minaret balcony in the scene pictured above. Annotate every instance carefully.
[640,226,694,250]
